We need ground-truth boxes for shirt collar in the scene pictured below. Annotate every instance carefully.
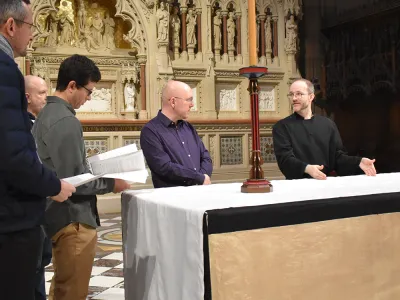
[46,96,76,115]
[157,110,183,127]
[294,112,314,120]
[0,34,14,59]
[28,112,36,121]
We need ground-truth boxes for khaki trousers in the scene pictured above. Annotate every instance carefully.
[48,222,97,300]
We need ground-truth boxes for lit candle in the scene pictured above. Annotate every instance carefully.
[248,0,257,65]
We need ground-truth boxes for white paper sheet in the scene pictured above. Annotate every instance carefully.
[87,143,138,163]
[62,173,104,187]
[63,144,148,186]
[90,150,146,176]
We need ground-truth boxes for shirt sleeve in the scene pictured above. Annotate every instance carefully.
[196,131,213,177]
[140,126,205,185]
[0,71,61,198]
[272,122,308,179]
[332,123,362,176]
[43,117,114,195]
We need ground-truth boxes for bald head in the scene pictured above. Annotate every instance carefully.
[161,80,194,122]
[25,75,45,92]
[161,80,191,105]
[25,75,48,117]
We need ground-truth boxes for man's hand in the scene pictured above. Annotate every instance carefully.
[203,174,211,185]
[359,158,376,176]
[305,164,327,180]
[113,179,131,193]
[51,180,76,202]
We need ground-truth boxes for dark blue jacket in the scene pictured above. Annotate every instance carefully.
[0,50,61,234]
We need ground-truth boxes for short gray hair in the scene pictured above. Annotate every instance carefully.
[0,0,30,25]
[292,78,315,94]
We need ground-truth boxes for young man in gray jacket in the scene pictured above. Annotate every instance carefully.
[32,54,130,300]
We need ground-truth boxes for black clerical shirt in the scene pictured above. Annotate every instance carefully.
[272,113,361,179]
[140,111,213,188]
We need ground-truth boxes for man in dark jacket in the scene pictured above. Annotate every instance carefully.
[0,1,76,299]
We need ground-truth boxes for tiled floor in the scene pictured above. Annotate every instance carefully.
[45,213,124,299]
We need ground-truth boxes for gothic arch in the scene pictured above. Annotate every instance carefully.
[256,0,278,16]
[115,0,149,55]
[210,0,237,11]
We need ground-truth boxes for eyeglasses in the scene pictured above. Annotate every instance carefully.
[13,19,37,31]
[79,85,93,96]
[0,18,37,31]
[287,92,310,99]
[173,96,193,103]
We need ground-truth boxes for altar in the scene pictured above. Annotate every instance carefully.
[121,173,400,300]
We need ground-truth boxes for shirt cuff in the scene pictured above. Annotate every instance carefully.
[194,173,205,185]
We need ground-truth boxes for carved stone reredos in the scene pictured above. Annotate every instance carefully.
[30,0,148,56]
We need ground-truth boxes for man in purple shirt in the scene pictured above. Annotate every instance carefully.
[140,80,213,188]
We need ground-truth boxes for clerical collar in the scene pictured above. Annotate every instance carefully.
[294,112,314,120]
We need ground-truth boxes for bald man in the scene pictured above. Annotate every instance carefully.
[25,75,48,125]
[25,75,52,300]
[140,80,213,188]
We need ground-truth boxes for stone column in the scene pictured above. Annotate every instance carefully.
[181,6,188,60]
[196,8,202,61]
[259,15,266,65]
[222,11,228,63]
[236,12,242,56]
[272,16,279,65]
[138,55,148,120]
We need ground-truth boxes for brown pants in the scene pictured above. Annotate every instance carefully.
[48,222,97,300]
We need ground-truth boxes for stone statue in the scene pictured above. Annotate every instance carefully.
[77,0,86,34]
[186,9,197,46]
[227,12,236,49]
[58,10,74,46]
[285,14,297,52]
[213,10,222,49]
[91,12,104,46]
[124,82,136,111]
[156,2,169,42]
[80,25,99,51]
[170,6,180,46]
[45,11,59,47]
[265,15,272,51]
[103,12,116,50]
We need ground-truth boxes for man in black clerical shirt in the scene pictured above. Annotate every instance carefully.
[273,78,376,180]
[140,80,213,188]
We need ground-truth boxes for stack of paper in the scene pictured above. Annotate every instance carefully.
[63,144,148,187]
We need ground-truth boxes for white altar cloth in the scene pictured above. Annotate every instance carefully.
[122,173,400,300]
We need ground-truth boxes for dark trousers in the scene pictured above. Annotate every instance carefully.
[35,228,53,300]
[0,226,41,300]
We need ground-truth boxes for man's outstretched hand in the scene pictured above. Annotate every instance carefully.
[305,164,327,180]
[359,158,376,176]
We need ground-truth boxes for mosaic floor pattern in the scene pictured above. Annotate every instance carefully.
[45,213,124,299]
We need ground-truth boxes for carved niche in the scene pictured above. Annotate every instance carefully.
[30,0,147,120]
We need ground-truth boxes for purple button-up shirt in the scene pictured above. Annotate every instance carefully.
[140,111,213,188]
